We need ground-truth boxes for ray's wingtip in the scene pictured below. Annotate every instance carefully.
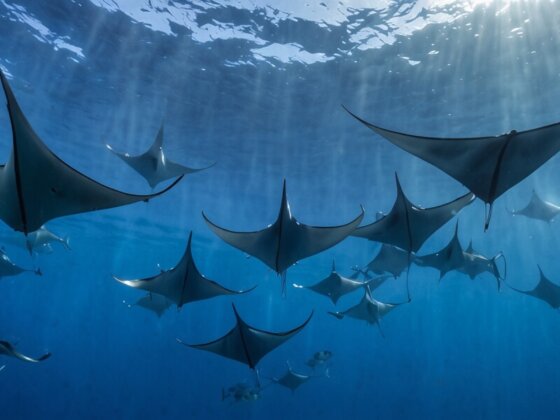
[153,174,185,196]
[176,338,189,347]
[240,284,258,294]
[201,210,214,225]
[112,274,127,284]
[302,309,314,324]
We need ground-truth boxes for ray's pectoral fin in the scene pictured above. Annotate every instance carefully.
[202,211,280,273]
[203,181,364,277]
[285,206,365,265]
[0,340,51,363]
[343,105,560,229]
[0,70,183,233]
[182,304,313,371]
[113,232,255,308]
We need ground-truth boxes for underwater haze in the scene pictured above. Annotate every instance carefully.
[2,0,560,418]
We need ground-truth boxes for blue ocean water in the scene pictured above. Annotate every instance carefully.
[2,0,560,418]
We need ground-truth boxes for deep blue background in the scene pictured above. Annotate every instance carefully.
[1,1,560,418]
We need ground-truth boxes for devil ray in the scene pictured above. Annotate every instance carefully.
[0,71,182,234]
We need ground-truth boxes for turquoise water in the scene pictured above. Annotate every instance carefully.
[2,1,560,418]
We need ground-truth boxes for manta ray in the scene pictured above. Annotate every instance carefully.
[107,125,214,188]
[178,304,312,383]
[345,106,560,230]
[415,225,505,287]
[349,266,372,280]
[328,288,404,336]
[352,174,473,298]
[0,70,182,234]
[203,180,364,293]
[352,174,474,253]
[459,241,505,289]
[508,266,560,309]
[131,293,172,318]
[270,362,328,393]
[365,244,412,279]
[0,248,41,278]
[25,225,70,255]
[508,190,560,223]
[293,261,387,304]
[114,232,255,309]
[414,223,466,281]
[0,340,50,363]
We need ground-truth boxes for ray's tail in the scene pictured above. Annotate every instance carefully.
[494,252,507,291]
[405,252,412,302]
[280,271,287,298]
[484,203,494,232]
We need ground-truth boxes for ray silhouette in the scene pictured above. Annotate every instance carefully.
[203,180,364,293]
[293,261,387,304]
[178,304,312,383]
[133,293,172,317]
[270,362,324,393]
[508,190,560,223]
[460,241,505,289]
[0,70,182,234]
[25,225,70,255]
[114,232,255,309]
[107,125,214,188]
[0,340,50,363]
[365,243,411,279]
[345,106,560,230]
[352,174,474,252]
[0,248,40,278]
[352,174,473,298]
[328,288,404,336]
[414,223,465,281]
[349,266,371,280]
[508,266,560,309]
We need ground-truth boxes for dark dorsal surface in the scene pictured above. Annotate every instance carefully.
[203,180,364,274]
[345,107,560,228]
[0,70,182,233]
[366,244,411,278]
[180,304,312,369]
[114,232,254,308]
[352,174,474,253]
[414,223,466,280]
